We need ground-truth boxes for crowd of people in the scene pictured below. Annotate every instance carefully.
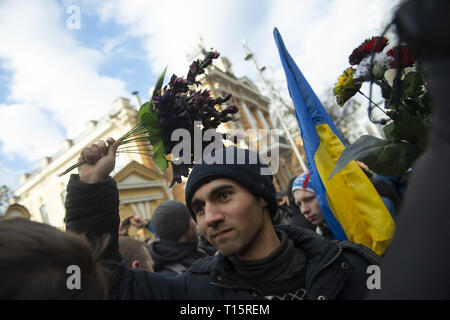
[0,143,406,300]
[0,0,449,300]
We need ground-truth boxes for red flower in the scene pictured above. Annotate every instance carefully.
[349,37,389,65]
[387,46,416,68]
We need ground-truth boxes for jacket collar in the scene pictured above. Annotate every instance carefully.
[276,225,341,283]
[190,225,344,292]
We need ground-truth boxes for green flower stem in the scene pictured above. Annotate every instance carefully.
[357,90,389,117]
[57,122,150,177]
[57,160,86,177]
[119,137,150,144]
[117,141,151,148]
[118,143,150,149]
[117,147,152,153]
[118,146,151,152]
[117,151,154,157]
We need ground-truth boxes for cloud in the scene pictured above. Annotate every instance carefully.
[87,0,402,99]
[256,0,403,96]
[88,0,264,78]
[0,103,64,161]
[101,36,126,56]
[0,0,128,165]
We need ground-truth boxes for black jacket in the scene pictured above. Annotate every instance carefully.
[65,174,382,300]
[148,240,208,276]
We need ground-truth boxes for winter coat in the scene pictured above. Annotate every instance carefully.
[148,239,208,276]
[65,174,382,300]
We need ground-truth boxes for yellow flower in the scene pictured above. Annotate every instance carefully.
[333,67,362,107]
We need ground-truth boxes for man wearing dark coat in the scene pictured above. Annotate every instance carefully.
[147,200,210,276]
[65,143,381,300]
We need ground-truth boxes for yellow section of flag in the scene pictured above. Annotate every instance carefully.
[314,123,396,255]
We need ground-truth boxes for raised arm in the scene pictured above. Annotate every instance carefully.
[64,138,123,275]
[64,138,186,299]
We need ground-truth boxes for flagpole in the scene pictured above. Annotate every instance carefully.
[243,40,306,171]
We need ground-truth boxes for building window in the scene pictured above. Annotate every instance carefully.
[40,204,50,224]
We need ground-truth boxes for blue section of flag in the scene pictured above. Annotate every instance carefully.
[273,27,347,240]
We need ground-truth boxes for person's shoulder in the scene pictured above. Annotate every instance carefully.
[188,254,219,274]
[336,241,383,266]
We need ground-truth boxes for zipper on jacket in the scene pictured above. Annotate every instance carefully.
[319,246,343,272]
[306,246,343,294]
[210,247,343,300]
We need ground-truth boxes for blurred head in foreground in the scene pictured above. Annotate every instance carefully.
[0,218,110,299]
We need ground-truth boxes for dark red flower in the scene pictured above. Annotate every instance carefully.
[168,75,189,93]
[221,105,238,115]
[349,37,389,65]
[387,46,416,68]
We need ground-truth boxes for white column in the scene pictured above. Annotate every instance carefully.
[240,99,259,130]
[256,108,271,132]
[130,201,152,220]
[144,201,151,220]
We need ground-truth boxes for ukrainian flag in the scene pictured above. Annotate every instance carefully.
[274,28,395,255]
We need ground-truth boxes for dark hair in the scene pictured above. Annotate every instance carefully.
[0,218,111,299]
[119,237,153,271]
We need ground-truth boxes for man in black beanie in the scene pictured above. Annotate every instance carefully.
[65,141,382,300]
[184,147,281,261]
[148,200,209,276]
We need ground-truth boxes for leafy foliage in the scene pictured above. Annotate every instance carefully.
[329,135,422,179]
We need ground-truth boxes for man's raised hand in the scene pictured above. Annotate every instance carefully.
[78,137,120,184]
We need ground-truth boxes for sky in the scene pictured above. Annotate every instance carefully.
[0,0,402,191]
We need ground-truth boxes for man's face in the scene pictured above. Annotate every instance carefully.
[190,178,268,259]
[293,189,324,226]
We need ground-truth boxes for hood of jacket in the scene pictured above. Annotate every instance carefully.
[149,240,203,271]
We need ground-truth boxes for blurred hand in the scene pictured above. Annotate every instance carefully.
[131,215,149,229]
[119,215,134,237]
[279,195,290,207]
[78,137,120,184]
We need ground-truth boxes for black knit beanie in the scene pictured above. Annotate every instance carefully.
[151,200,191,242]
[185,147,277,221]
